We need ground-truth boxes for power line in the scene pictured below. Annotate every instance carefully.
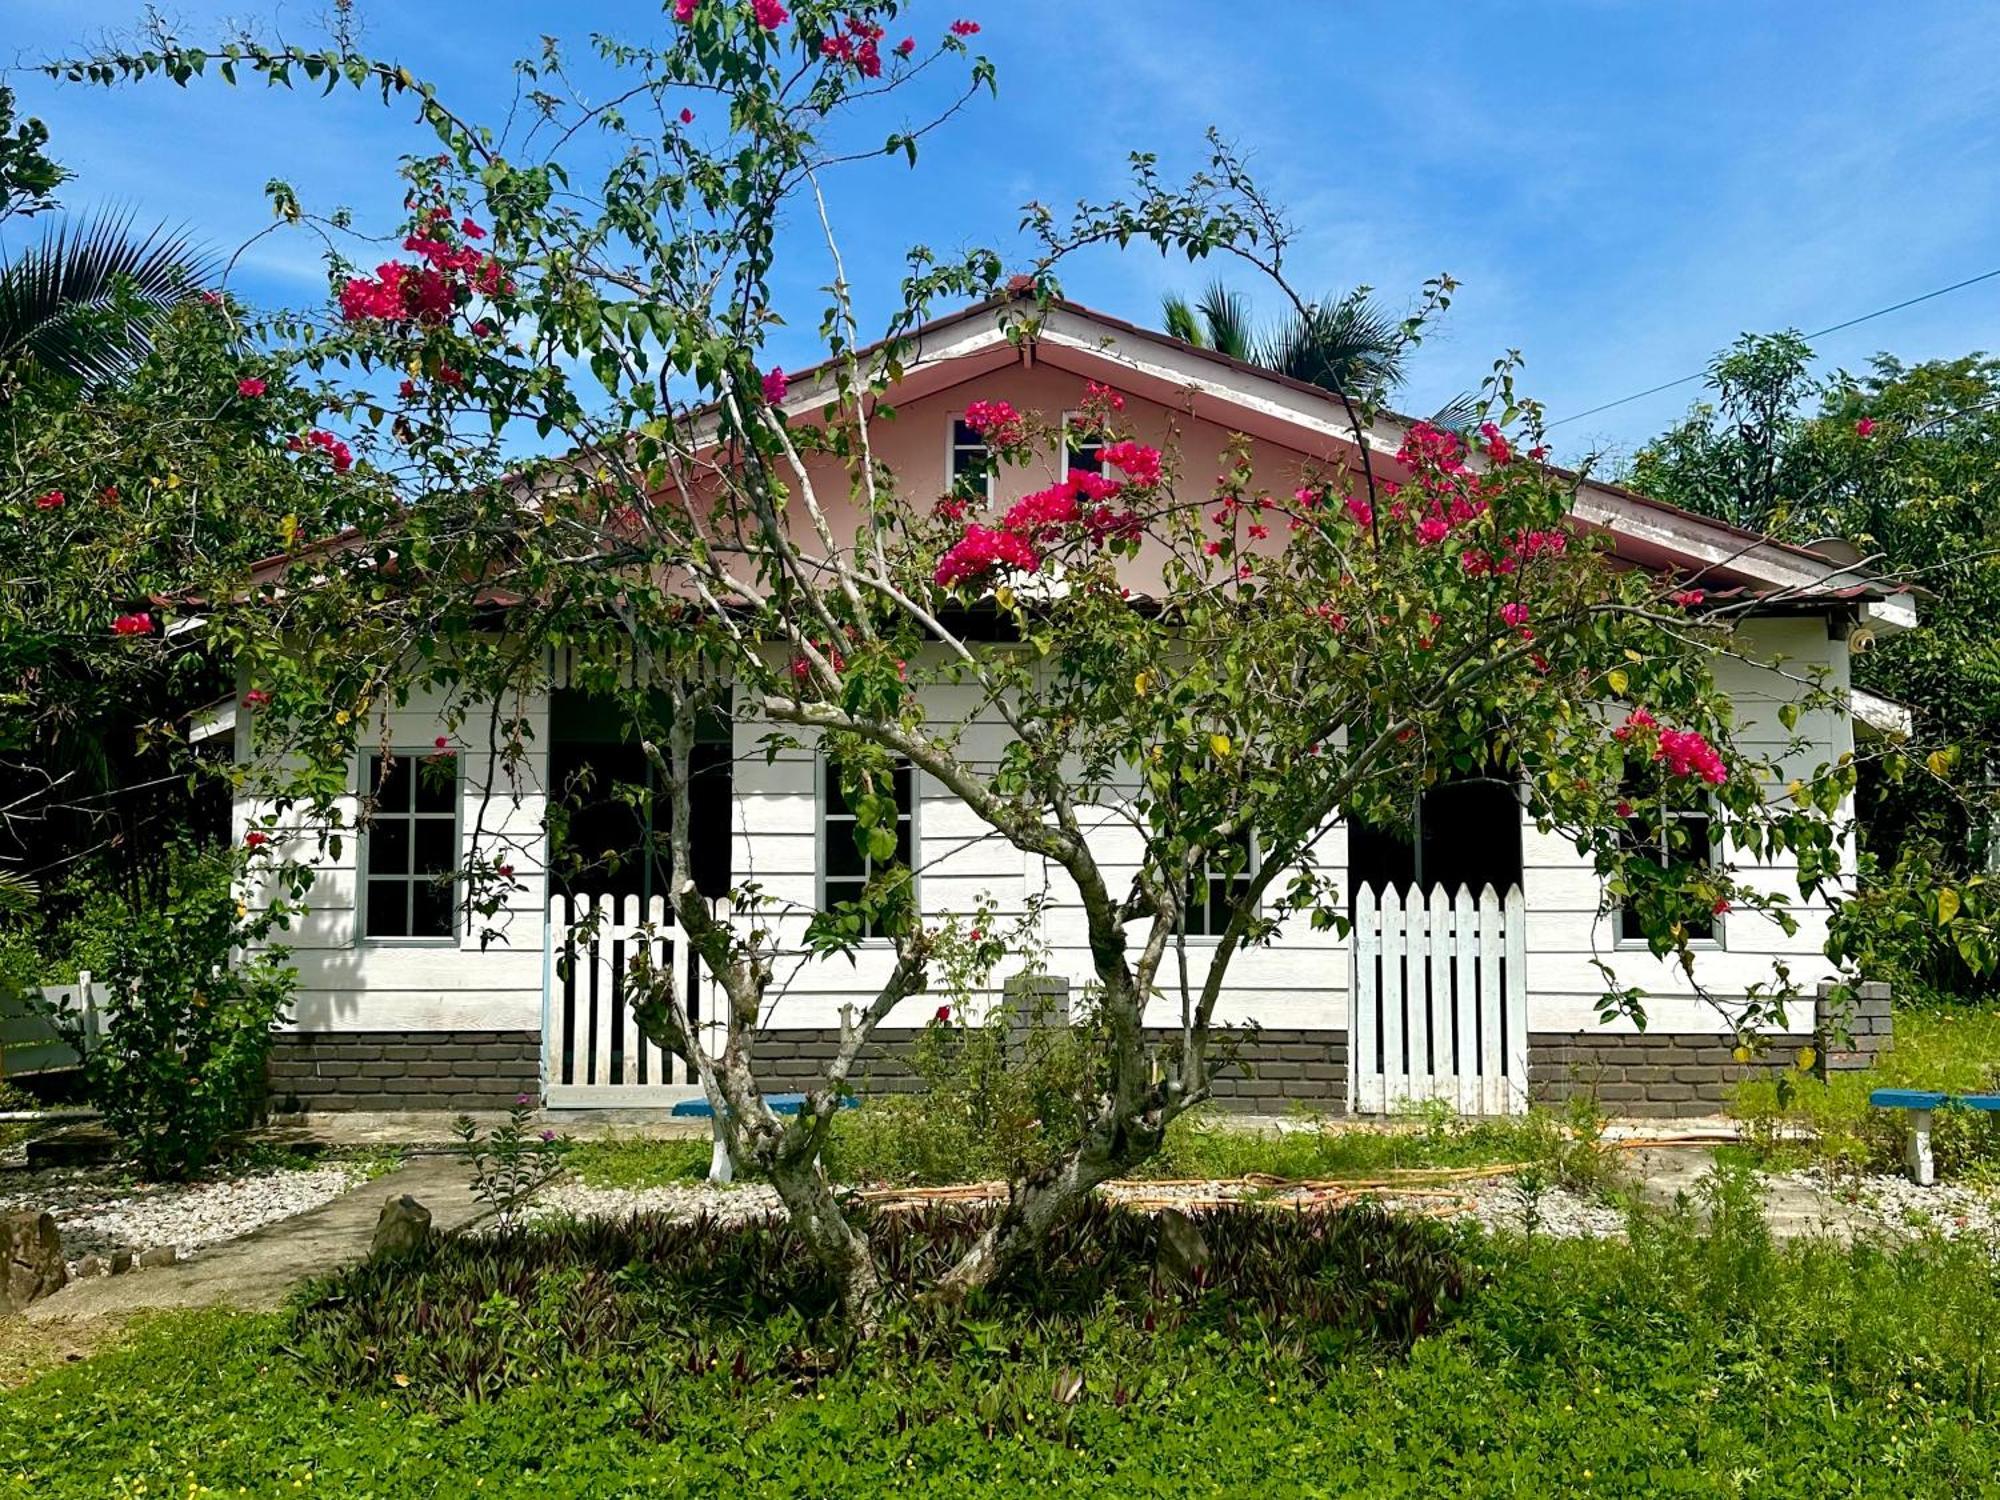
[1548,265,2000,429]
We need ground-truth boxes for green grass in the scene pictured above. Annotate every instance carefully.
[562,1097,1610,1193]
[1731,1007,2000,1179]
[3,1179,1998,1496]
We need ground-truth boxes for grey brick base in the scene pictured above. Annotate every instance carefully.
[747,1027,1350,1113]
[1814,980,1894,1075]
[1528,1031,1813,1117]
[268,1030,540,1112]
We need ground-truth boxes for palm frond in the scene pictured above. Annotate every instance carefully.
[0,868,38,915]
[1262,290,1407,398]
[1426,391,1484,434]
[1195,278,1256,363]
[1162,293,1207,350]
[0,211,211,386]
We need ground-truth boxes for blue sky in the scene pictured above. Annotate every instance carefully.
[8,0,2000,463]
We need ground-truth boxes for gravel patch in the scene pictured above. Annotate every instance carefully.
[0,1163,366,1268]
[1765,1169,2000,1242]
[528,1178,783,1228]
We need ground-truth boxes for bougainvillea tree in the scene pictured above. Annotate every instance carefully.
[63,4,1856,1319]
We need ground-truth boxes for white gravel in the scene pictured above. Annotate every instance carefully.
[0,1163,366,1267]
[526,1165,1997,1246]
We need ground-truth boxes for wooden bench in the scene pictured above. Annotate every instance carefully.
[669,1092,859,1118]
[1870,1089,2000,1185]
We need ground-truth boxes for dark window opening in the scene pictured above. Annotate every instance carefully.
[1349,777,1522,908]
[546,690,732,904]
[1185,829,1255,936]
[822,759,914,937]
[362,752,459,939]
[950,418,993,500]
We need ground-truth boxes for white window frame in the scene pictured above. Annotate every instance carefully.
[358,750,462,945]
[946,414,995,502]
[1615,795,1723,950]
[1184,830,1259,940]
[817,755,920,941]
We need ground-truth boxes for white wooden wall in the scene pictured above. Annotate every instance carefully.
[238,619,1853,1042]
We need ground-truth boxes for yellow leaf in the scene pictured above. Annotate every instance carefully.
[994,585,1015,611]
[1134,670,1152,697]
[1624,648,1643,663]
[1938,887,1961,924]
[1795,1046,1816,1072]
[281,514,299,547]
[1787,778,1807,806]
[165,472,183,489]
[1209,733,1232,759]
[1607,668,1629,696]
[393,1373,410,1388]
[1731,1044,1752,1064]
[333,709,350,726]
[1927,748,1954,779]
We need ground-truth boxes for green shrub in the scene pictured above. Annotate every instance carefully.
[57,844,305,1180]
[291,1199,1476,1404]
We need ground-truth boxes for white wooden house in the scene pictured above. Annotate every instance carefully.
[240,297,1916,1118]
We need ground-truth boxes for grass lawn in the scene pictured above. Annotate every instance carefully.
[2,1174,1997,1497]
[565,1096,1610,1193]
[1730,1006,2000,1179]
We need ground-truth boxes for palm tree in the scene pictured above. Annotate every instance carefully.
[1160,280,1476,428]
[0,212,208,390]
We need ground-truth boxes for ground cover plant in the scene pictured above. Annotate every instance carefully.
[3,1178,1999,1495]
[1730,1006,2000,1180]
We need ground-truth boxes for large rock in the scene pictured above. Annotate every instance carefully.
[1,1211,67,1315]
[371,1194,432,1259]
[1155,1209,1211,1283]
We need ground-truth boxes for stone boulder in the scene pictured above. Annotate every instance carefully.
[1,1211,67,1315]
[1155,1209,1211,1283]
[371,1194,432,1259]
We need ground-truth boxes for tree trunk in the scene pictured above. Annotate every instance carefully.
[766,1153,883,1329]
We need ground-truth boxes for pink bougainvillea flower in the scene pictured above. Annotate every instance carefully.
[1855,416,1876,438]
[33,489,63,510]
[399,379,419,398]
[679,107,695,124]
[236,377,267,398]
[434,736,451,751]
[1615,800,1633,819]
[751,0,788,28]
[894,36,915,55]
[111,612,152,637]
[1657,727,1727,784]
[297,429,354,473]
[761,367,789,404]
[1498,602,1531,628]
[242,690,271,708]
[950,18,980,35]
[1479,420,1512,463]
[1713,898,1732,916]
[934,524,1039,588]
[100,485,119,504]
[962,398,1026,449]
[244,831,271,848]
[1099,439,1163,488]
[934,1004,952,1023]
[460,219,486,240]
[1670,588,1706,607]
[497,864,515,880]
[673,0,697,19]
[1343,495,1374,527]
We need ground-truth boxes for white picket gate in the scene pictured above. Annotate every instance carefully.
[1349,883,1528,1115]
[542,894,727,1107]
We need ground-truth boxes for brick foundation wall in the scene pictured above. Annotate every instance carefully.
[267,1030,540,1112]
[1528,1031,1813,1117]
[747,1027,1350,1113]
[1815,980,1894,1074]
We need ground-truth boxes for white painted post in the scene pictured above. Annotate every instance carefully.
[1476,885,1504,1114]
[540,900,557,1097]
[1380,885,1407,1111]
[1404,886,1433,1101]
[1907,1109,1936,1187]
[1451,887,1478,1116]
[1425,884,1452,1104]
[1503,885,1529,1114]
[1352,885,1379,1113]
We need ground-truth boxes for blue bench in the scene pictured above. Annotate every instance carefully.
[1870,1089,2000,1185]
[669,1092,859,1119]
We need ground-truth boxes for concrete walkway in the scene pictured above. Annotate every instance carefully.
[25,1155,481,1321]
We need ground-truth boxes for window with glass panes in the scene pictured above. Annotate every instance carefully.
[821,759,915,937]
[1063,414,1105,477]
[362,753,459,939]
[1185,829,1256,937]
[949,418,993,500]
[1618,788,1716,943]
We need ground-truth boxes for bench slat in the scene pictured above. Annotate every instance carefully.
[1871,1089,1947,1110]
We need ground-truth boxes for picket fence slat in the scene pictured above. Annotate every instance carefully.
[1348,883,1526,1117]
[542,893,725,1107]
